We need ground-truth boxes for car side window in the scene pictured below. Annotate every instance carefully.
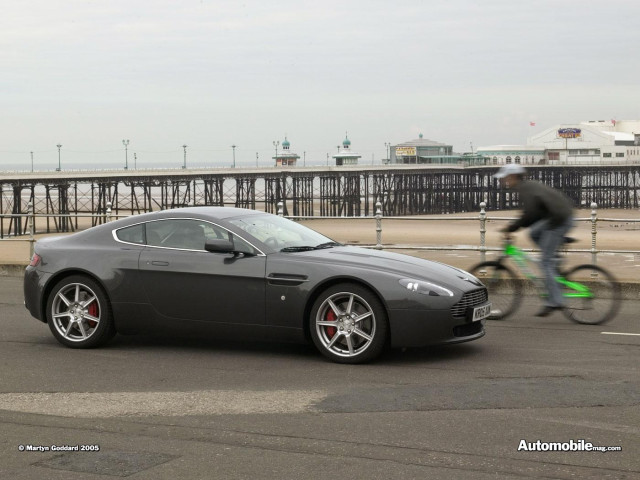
[145,219,206,250]
[142,219,258,254]
[201,223,259,255]
[115,224,145,244]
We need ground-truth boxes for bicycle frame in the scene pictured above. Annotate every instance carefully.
[501,242,594,299]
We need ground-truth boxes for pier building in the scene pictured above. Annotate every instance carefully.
[332,135,361,166]
[274,137,300,167]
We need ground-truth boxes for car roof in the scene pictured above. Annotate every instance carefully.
[117,206,264,224]
[163,206,264,220]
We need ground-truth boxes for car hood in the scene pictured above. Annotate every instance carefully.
[280,246,482,291]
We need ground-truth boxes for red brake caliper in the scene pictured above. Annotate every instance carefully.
[326,309,337,338]
[87,301,98,327]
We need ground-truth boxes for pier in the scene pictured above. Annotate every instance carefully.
[2,164,639,236]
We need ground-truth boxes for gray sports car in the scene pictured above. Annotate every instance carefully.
[24,207,490,363]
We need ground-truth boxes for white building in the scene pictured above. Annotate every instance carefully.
[477,120,640,165]
[332,135,361,166]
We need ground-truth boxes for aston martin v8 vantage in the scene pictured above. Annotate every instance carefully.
[24,207,489,363]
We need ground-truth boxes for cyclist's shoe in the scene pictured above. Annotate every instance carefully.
[535,305,564,317]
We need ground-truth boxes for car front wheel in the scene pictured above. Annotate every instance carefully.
[46,275,116,348]
[309,283,388,364]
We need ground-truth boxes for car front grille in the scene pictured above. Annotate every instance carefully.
[451,288,489,319]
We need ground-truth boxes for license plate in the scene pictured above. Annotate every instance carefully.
[471,303,491,322]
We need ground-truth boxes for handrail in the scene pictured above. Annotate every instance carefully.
[2,202,639,263]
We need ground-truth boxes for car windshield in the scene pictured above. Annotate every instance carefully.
[228,214,338,252]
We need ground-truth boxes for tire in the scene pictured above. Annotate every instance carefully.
[469,261,521,320]
[560,264,621,325]
[46,275,116,348]
[309,283,388,364]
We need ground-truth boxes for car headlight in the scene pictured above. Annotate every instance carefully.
[399,279,454,297]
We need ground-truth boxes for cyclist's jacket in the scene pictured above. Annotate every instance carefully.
[506,180,573,232]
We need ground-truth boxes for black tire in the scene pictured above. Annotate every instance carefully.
[309,283,388,364]
[46,275,116,348]
[469,261,521,320]
[560,264,621,325]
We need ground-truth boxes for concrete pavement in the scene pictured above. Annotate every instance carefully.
[1,276,638,479]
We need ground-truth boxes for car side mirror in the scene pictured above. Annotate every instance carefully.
[204,239,257,257]
[204,239,235,253]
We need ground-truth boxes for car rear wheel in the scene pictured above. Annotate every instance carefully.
[46,275,116,348]
[309,283,388,364]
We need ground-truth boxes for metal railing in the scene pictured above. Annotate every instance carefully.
[278,201,640,265]
[2,201,640,263]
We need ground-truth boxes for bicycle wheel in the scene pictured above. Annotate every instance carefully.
[469,261,521,319]
[560,264,621,325]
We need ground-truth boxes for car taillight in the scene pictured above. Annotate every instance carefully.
[29,253,41,267]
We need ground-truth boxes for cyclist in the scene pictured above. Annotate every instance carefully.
[493,164,574,317]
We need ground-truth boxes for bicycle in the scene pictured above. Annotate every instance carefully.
[468,235,621,324]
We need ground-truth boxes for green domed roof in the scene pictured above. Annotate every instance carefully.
[282,137,290,148]
[343,135,351,146]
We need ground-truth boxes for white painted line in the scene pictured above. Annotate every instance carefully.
[601,332,640,337]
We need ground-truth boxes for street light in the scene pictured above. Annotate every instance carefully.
[273,140,279,166]
[231,145,237,168]
[182,144,188,169]
[30,151,34,172]
[256,152,259,167]
[56,144,62,171]
[122,139,130,170]
[384,142,390,164]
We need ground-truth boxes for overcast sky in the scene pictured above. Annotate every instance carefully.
[2,0,639,170]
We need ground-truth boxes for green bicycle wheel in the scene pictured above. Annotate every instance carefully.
[560,264,621,325]
[469,261,521,320]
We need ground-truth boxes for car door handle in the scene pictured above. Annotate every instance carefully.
[150,261,170,266]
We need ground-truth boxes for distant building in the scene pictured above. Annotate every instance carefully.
[475,145,545,166]
[531,120,640,164]
[391,134,454,164]
[390,134,485,165]
[477,120,640,165]
[332,134,361,166]
[274,137,300,167]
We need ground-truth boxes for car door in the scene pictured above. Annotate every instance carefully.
[138,218,266,325]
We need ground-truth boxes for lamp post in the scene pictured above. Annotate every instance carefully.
[256,152,259,167]
[231,145,236,168]
[134,152,137,169]
[30,151,34,172]
[122,139,130,170]
[273,141,279,166]
[384,142,390,164]
[56,144,62,171]
[182,144,188,169]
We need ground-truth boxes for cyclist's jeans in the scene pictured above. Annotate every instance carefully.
[529,218,574,307]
